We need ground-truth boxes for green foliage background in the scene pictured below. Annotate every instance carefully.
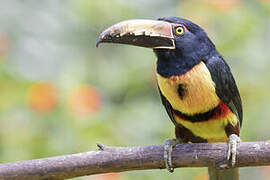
[0,0,270,179]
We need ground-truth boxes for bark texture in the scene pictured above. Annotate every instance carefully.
[0,141,270,179]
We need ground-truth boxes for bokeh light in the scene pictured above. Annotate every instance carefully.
[0,33,9,59]
[89,173,121,180]
[68,84,101,116]
[205,0,242,12]
[28,82,58,113]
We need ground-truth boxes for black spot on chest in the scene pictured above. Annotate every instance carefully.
[178,84,186,99]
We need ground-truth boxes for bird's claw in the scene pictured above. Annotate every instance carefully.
[164,139,179,173]
[227,134,241,167]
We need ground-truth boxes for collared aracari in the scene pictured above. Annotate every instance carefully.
[96,17,242,177]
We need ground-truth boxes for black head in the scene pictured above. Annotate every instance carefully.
[154,17,216,61]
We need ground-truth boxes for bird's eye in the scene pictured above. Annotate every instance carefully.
[175,26,184,35]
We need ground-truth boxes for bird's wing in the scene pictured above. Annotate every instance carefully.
[204,57,243,127]
[158,86,177,125]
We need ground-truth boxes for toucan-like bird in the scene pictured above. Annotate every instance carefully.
[96,17,242,178]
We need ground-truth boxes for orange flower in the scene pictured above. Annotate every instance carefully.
[90,173,121,180]
[193,172,208,180]
[258,0,270,2]
[68,85,101,116]
[28,82,58,113]
[259,166,270,178]
[205,0,242,12]
[0,33,9,59]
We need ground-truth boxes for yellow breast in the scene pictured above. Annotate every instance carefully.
[174,113,237,140]
[157,61,220,115]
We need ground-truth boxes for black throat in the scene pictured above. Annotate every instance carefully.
[155,49,202,77]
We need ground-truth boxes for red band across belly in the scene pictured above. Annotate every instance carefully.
[173,101,230,122]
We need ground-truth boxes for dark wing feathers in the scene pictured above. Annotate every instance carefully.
[204,57,243,126]
[158,87,177,125]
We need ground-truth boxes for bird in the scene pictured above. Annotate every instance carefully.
[96,17,242,179]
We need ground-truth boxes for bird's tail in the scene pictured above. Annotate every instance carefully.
[208,167,239,180]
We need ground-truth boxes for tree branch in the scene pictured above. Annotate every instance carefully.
[0,141,270,179]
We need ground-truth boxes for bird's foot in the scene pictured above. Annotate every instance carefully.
[227,134,241,167]
[164,139,181,173]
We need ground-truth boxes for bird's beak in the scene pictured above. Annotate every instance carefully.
[96,19,175,49]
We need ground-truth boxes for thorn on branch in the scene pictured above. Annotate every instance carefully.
[97,142,106,151]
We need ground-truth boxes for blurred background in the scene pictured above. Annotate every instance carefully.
[0,0,270,179]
